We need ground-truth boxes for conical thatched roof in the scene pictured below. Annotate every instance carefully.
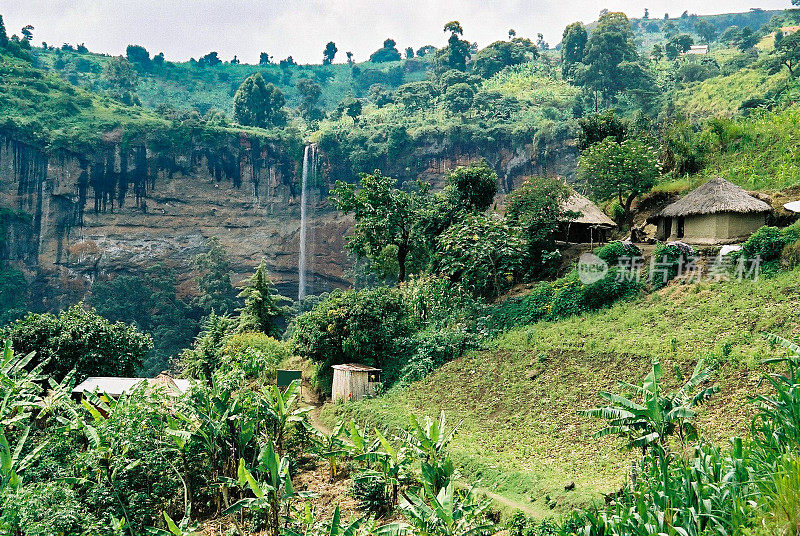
[659,177,771,218]
[561,192,617,227]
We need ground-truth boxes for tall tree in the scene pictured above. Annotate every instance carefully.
[332,171,427,283]
[561,22,588,79]
[665,34,693,60]
[472,38,538,78]
[323,41,338,64]
[693,18,716,44]
[0,15,8,47]
[370,38,401,62]
[20,24,33,42]
[578,12,648,105]
[103,57,140,105]
[233,73,287,128]
[579,137,661,228]
[126,44,150,66]
[772,31,800,76]
[505,176,572,278]
[296,78,323,121]
[198,51,221,66]
[435,21,471,72]
[259,52,271,65]
[236,261,289,337]
[446,160,498,211]
[193,237,236,315]
[2,304,153,381]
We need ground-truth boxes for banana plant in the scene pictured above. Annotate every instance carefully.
[224,441,315,536]
[0,424,47,494]
[579,358,718,454]
[262,379,312,455]
[305,420,348,480]
[355,428,411,508]
[0,339,47,424]
[403,412,459,491]
[345,419,380,458]
[753,333,800,453]
[284,504,409,536]
[146,512,200,536]
[401,478,492,536]
[80,392,141,536]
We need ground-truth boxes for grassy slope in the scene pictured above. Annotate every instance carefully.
[323,270,800,517]
[0,50,289,153]
[33,47,431,114]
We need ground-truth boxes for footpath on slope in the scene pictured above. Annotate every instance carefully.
[300,380,538,517]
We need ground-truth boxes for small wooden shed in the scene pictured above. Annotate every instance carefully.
[331,364,382,402]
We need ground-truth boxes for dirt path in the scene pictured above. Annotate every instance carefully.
[475,488,538,517]
[300,382,539,517]
[302,380,333,436]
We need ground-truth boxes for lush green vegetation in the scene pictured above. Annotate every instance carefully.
[326,267,800,517]
[7,5,800,535]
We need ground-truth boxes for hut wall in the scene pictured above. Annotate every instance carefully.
[721,213,766,240]
[332,369,349,401]
[682,214,720,241]
[332,369,376,401]
[665,212,766,244]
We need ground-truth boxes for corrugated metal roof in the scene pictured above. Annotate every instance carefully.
[73,376,196,397]
[331,363,382,372]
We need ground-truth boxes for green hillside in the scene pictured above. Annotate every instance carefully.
[324,269,800,516]
[31,45,432,115]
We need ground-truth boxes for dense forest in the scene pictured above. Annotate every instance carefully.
[3,4,800,536]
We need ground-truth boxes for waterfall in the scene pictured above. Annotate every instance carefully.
[298,144,315,300]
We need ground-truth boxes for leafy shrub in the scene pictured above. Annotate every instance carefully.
[396,327,481,384]
[220,332,290,380]
[178,312,237,379]
[593,240,642,267]
[2,304,153,382]
[290,287,413,393]
[486,268,641,332]
[350,472,390,517]
[436,214,527,300]
[398,276,482,331]
[741,226,789,262]
[648,241,695,289]
[1,481,95,536]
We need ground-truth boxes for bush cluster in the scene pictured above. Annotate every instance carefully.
[648,241,695,290]
[485,267,642,333]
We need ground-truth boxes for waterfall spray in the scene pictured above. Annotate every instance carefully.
[298,144,314,300]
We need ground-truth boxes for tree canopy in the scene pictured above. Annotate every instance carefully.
[3,304,152,381]
[233,73,287,128]
[332,170,427,283]
[369,38,402,63]
[579,137,661,227]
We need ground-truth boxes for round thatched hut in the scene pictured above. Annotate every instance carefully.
[649,177,772,245]
[557,192,617,244]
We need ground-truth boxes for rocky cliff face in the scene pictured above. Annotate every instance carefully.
[0,134,352,309]
[0,131,576,310]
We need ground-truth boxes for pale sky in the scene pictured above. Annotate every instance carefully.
[0,0,793,65]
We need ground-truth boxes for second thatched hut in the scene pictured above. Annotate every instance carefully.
[649,177,771,245]
[556,192,617,243]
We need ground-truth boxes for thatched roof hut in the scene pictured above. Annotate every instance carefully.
[557,192,616,243]
[651,177,771,244]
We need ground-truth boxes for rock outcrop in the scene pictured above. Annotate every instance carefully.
[0,130,576,311]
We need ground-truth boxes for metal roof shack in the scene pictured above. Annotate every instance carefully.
[331,364,381,402]
[72,375,195,399]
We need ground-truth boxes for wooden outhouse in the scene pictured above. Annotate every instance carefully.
[331,364,382,402]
